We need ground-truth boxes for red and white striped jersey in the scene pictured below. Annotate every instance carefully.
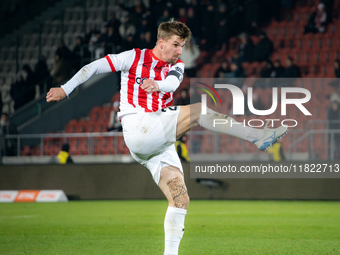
[105,48,184,116]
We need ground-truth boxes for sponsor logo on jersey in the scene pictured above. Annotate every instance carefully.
[162,66,170,77]
[136,77,147,84]
[175,67,184,74]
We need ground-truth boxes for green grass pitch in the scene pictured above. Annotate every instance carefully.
[0,200,339,255]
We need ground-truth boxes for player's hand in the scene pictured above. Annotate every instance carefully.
[141,79,159,94]
[46,87,67,102]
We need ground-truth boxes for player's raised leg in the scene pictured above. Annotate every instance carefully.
[176,103,288,151]
[158,166,189,255]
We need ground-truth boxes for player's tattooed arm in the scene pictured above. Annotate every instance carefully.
[167,177,188,209]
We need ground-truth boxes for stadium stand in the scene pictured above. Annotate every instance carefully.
[1,0,340,161]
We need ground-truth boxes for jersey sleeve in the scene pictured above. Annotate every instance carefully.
[105,49,136,72]
[167,60,185,83]
[156,60,185,93]
[61,57,112,96]
[61,49,136,97]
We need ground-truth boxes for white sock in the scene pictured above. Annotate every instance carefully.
[164,206,187,255]
[198,108,265,143]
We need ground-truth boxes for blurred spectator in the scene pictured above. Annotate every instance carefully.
[244,0,260,35]
[267,138,286,161]
[175,134,190,162]
[166,0,187,17]
[180,38,200,77]
[104,12,121,33]
[330,85,340,104]
[121,34,136,52]
[255,60,273,88]
[107,101,122,132]
[175,89,190,106]
[321,0,334,20]
[328,101,340,128]
[140,31,154,49]
[55,40,72,61]
[226,62,245,78]
[85,26,99,44]
[157,9,171,27]
[119,14,136,41]
[0,113,18,156]
[304,3,328,34]
[215,4,229,51]
[52,53,72,85]
[0,91,2,114]
[327,101,340,159]
[150,0,166,24]
[10,74,25,110]
[201,3,216,51]
[178,7,187,24]
[105,26,122,54]
[89,29,106,60]
[57,143,73,164]
[254,31,273,62]
[132,0,146,23]
[188,0,201,16]
[136,17,152,44]
[119,0,146,25]
[334,60,340,78]
[214,60,231,78]
[10,64,37,109]
[34,56,50,82]
[21,64,36,103]
[226,62,246,89]
[141,10,155,35]
[226,0,246,39]
[283,56,301,78]
[72,36,90,71]
[270,60,286,78]
[260,60,274,78]
[235,32,255,63]
[186,7,201,43]
[34,56,51,95]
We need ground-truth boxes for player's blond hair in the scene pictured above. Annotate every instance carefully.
[157,18,191,42]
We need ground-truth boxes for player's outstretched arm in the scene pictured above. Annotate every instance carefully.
[46,58,113,103]
[46,87,67,102]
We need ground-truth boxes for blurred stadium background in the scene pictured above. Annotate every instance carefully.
[1,1,340,254]
[0,0,340,197]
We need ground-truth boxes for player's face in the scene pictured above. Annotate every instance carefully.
[161,35,186,64]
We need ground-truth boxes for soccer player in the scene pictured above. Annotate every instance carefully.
[46,19,287,255]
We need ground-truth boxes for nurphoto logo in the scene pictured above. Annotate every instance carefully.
[198,83,312,128]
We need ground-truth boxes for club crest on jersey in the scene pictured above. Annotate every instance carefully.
[162,66,170,77]
[136,77,147,84]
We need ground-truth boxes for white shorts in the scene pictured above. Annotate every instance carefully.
[121,106,183,184]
